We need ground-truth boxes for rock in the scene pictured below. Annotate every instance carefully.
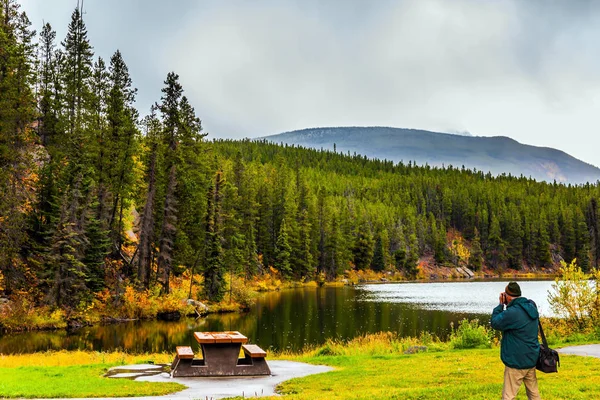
[186,299,209,312]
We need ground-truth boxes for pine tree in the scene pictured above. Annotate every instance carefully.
[274,218,292,278]
[405,233,420,277]
[60,6,94,166]
[155,72,183,293]
[560,208,576,264]
[353,221,374,270]
[106,50,138,255]
[574,208,590,271]
[47,180,89,307]
[504,204,523,269]
[324,210,343,279]
[371,233,385,271]
[203,171,226,301]
[532,214,552,269]
[157,165,177,294]
[586,198,600,269]
[468,227,483,271]
[296,208,314,278]
[486,214,506,269]
[37,22,57,147]
[136,110,161,288]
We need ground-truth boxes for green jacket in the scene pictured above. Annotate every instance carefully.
[491,297,540,369]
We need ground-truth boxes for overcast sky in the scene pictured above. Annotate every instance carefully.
[19,0,600,167]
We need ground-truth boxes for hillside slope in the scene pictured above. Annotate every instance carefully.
[260,127,600,184]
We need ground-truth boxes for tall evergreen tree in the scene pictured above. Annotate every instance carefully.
[468,227,483,271]
[136,109,160,288]
[106,50,138,255]
[353,221,374,270]
[274,218,292,277]
[203,171,226,301]
[155,72,183,293]
[486,214,506,269]
[60,6,94,166]
[371,233,385,272]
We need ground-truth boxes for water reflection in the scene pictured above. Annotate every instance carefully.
[361,280,555,316]
[0,281,554,354]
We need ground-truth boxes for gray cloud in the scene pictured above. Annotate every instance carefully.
[20,0,600,167]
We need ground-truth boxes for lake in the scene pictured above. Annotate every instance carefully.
[0,280,555,354]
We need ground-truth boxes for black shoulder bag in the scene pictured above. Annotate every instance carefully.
[537,319,559,373]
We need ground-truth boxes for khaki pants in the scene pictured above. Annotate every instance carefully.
[502,366,541,400]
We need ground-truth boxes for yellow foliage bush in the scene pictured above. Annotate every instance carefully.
[0,294,67,331]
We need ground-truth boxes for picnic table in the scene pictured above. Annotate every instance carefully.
[171,331,271,377]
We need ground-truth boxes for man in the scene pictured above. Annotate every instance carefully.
[491,282,541,400]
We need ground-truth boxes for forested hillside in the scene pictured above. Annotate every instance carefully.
[262,127,600,184]
[2,1,600,318]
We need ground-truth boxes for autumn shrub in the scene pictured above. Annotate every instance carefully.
[449,319,492,349]
[548,259,600,331]
[344,269,386,284]
[0,294,66,331]
[230,275,257,309]
[253,267,283,292]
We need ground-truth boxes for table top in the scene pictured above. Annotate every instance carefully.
[194,331,248,344]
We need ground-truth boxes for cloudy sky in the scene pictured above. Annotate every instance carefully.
[20,0,600,167]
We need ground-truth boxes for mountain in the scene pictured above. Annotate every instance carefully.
[259,127,600,184]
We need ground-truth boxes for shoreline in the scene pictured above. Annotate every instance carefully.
[0,272,559,335]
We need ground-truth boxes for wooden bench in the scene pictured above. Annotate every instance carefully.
[176,346,195,359]
[242,344,267,358]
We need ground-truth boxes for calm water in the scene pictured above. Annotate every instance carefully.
[0,280,555,354]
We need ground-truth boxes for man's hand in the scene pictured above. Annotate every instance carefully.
[499,292,506,305]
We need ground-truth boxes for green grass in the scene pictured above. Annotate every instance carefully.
[264,349,600,400]
[0,364,184,398]
[0,351,184,398]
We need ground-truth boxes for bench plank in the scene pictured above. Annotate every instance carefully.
[176,346,195,359]
[242,344,267,358]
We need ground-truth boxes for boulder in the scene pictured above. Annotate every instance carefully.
[186,299,209,312]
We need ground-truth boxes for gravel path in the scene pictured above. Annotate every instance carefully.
[558,344,600,358]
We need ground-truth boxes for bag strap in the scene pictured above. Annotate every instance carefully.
[528,299,547,347]
[538,319,548,347]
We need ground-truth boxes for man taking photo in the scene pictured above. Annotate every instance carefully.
[491,282,541,400]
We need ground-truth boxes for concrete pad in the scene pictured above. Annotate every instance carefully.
[69,360,332,400]
[139,360,333,399]
[559,344,600,358]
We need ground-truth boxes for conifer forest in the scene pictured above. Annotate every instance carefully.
[2,0,600,317]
